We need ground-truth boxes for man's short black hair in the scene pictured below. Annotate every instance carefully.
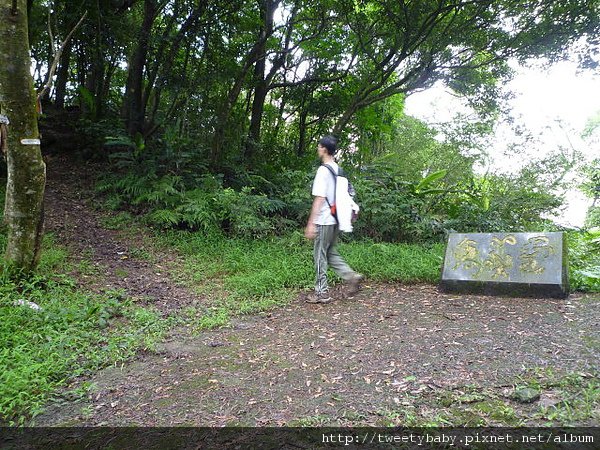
[319,135,338,155]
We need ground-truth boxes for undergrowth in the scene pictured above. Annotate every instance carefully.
[0,234,172,425]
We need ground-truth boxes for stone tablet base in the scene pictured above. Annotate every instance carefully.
[439,279,569,299]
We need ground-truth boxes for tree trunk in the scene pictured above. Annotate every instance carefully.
[76,41,86,96]
[297,108,308,157]
[0,0,46,272]
[245,0,289,163]
[142,3,205,130]
[209,63,254,167]
[123,0,157,136]
[244,0,277,161]
[91,52,106,119]
[332,104,358,137]
[245,69,268,161]
[41,40,54,105]
[54,39,72,108]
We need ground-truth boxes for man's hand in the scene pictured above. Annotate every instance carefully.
[304,223,317,240]
[305,196,324,240]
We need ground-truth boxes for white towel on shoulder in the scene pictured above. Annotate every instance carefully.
[335,176,359,232]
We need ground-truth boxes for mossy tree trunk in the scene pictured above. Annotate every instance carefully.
[0,0,46,272]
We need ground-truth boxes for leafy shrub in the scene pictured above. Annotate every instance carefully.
[353,175,426,241]
[585,206,600,228]
[441,172,564,233]
[95,126,570,245]
[568,228,600,292]
[97,170,288,238]
[271,169,313,225]
[350,166,448,242]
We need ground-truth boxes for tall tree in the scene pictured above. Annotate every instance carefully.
[0,0,46,272]
[209,0,275,166]
[123,0,161,136]
[244,0,281,161]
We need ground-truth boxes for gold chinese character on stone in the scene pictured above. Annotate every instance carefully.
[452,238,482,273]
[482,235,517,279]
[520,236,555,274]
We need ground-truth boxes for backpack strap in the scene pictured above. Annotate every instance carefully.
[322,164,338,179]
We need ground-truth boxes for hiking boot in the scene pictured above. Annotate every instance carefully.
[346,274,364,297]
[306,292,332,304]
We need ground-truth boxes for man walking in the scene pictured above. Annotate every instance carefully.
[304,135,363,303]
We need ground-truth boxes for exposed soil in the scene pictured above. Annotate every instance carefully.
[36,155,600,427]
[43,154,203,315]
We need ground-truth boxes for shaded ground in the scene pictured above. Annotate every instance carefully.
[37,155,600,426]
[36,287,599,426]
[43,155,204,315]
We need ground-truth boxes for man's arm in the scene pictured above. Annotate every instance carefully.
[305,196,325,239]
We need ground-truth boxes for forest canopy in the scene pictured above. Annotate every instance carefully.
[20,0,600,240]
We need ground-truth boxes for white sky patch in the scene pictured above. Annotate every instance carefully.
[405,59,600,227]
[509,60,600,131]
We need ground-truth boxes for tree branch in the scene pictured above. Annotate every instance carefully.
[47,8,56,53]
[37,11,88,105]
[269,72,348,90]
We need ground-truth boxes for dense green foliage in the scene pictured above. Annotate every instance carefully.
[569,229,600,292]
[95,127,569,243]
[2,0,599,427]
[24,0,598,244]
[30,0,599,161]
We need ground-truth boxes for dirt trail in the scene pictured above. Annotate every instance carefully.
[43,155,202,314]
[37,155,600,426]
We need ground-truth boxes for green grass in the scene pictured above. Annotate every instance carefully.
[99,211,135,230]
[517,368,600,426]
[373,370,599,427]
[0,235,173,425]
[342,239,444,282]
[155,230,445,329]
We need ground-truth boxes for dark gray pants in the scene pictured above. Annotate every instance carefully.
[314,224,357,294]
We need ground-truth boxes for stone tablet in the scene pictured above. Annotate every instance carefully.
[440,232,569,298]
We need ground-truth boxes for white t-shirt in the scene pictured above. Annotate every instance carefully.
[311,163,339,225]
